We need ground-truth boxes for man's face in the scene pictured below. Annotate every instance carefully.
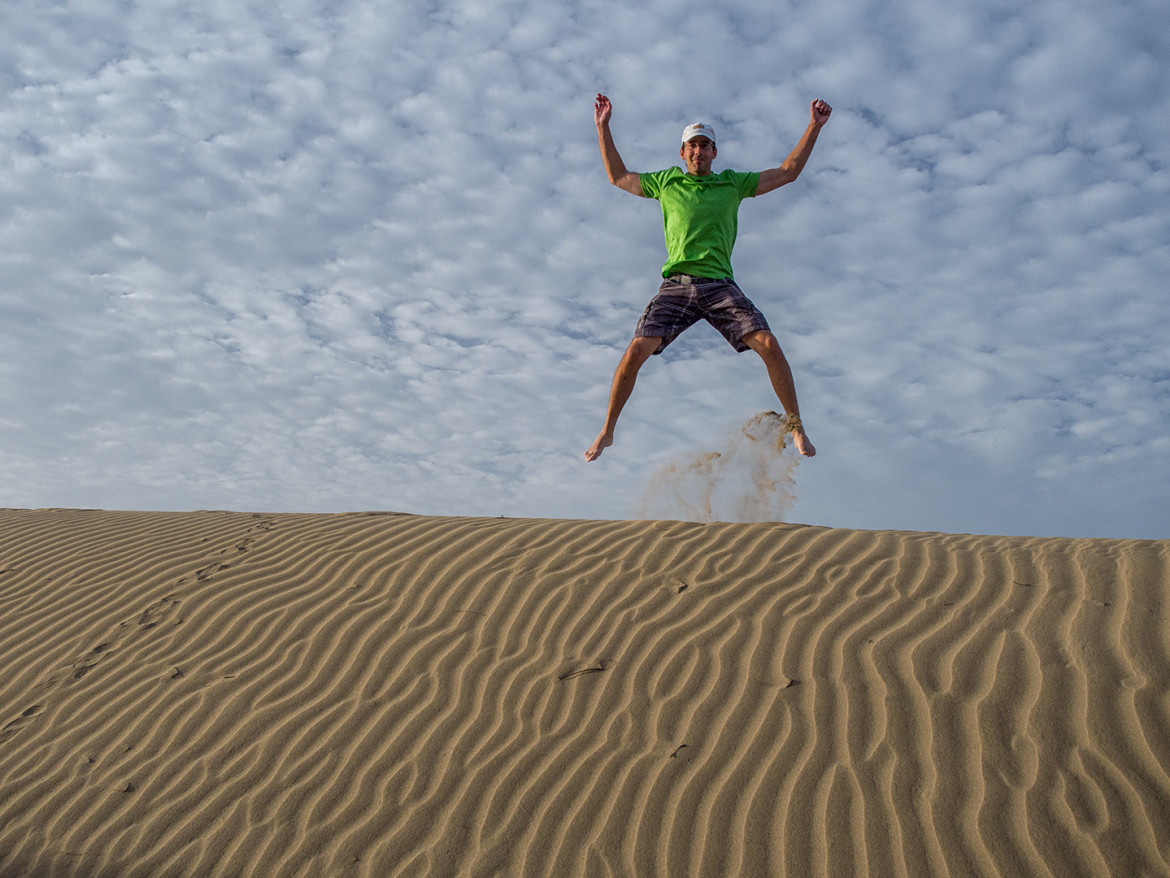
[680,136,716,176]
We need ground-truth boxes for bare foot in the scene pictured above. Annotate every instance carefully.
[792,425,816,458]
[585,431,613,461]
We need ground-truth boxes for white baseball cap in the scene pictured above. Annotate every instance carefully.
[681,122,716,145]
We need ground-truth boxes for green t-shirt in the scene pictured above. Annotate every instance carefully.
[639,167,761,279]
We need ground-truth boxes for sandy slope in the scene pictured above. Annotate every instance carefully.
[0,509,1167,877]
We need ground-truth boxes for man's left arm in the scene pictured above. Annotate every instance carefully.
[755,99,832,196]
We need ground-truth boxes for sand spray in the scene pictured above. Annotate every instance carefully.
[635,411,799,523]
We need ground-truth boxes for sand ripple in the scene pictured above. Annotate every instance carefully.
[0,510,1167,876]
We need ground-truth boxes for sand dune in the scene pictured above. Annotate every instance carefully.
[0,509,1167,877]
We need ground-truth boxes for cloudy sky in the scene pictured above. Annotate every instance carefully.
[2,0,1167,538]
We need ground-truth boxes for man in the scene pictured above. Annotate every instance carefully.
[585,92,831,462]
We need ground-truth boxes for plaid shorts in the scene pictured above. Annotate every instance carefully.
[634,274,771,354]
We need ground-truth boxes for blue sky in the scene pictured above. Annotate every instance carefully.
[2,0,1167,538]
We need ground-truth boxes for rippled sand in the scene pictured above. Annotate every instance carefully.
[1,509,1167,876]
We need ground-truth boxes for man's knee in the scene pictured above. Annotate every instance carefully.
[743,329,784,359]
[625,335,662,363]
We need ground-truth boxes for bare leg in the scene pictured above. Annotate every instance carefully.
[585,336,662,461]
[741,330,816,457]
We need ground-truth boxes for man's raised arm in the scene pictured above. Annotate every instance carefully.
[755,99,832,196]
[595,94,644,197]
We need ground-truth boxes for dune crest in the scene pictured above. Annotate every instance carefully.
[0,509,1168,877]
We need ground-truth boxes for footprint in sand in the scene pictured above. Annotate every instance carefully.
[72,642,114,679]
[66,595,180,682]
[195,562,228,582]
[137,595,181,629]
[0,705,44,744]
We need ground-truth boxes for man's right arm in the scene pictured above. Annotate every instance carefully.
[595,93,644,197]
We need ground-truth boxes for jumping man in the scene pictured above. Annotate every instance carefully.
[585,93,831,462]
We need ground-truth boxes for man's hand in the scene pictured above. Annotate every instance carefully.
[810,99,832,129]
[595,93,613,128]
